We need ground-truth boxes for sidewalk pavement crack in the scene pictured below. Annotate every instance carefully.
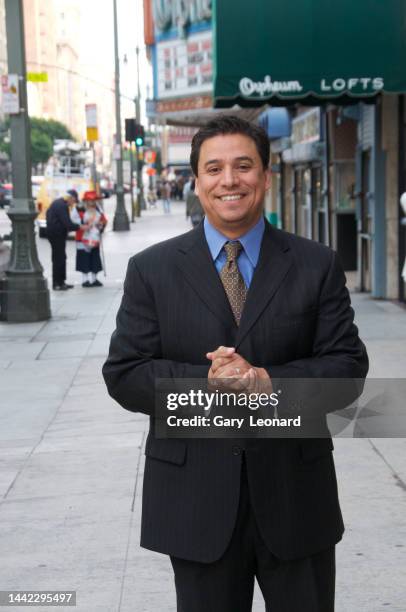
[35,341,48,360]
[131,431,146,513]
[29,319,48,342]
[368,439,406,494]
[117,430,146,612]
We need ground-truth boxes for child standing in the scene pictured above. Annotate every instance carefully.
[71,191,107,287]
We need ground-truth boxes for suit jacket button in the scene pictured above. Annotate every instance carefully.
[232,445,242,456]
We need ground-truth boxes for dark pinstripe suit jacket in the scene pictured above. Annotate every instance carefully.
[103,221,368,563]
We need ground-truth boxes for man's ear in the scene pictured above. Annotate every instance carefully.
[265,168,271,191]
[194,177,199,196]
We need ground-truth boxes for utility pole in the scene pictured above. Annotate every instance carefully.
[129,142,136,222]
[135,45,145,215]
[90,142,98,190]
[0,0,50,322]
[112,0,130,231]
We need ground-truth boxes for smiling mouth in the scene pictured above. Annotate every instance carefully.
[219,194,245,202]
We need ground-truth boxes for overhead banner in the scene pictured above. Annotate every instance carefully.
[213,0,406,107]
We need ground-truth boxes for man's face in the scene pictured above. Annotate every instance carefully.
[195,133,271,236]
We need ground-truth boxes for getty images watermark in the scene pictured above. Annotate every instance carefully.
[155,378,406,439]
[164,388,301,430]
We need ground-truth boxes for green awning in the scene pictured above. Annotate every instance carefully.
[213,0,406,107]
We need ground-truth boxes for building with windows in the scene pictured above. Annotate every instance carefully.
[213,0,406,303]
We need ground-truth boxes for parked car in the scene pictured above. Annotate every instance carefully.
[0,177,44,210]
[0,183,12,208]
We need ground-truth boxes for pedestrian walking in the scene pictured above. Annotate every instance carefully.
[46,189,81,290]
[156,181,162,200]
[146,187,157,209]
[182,176,193,201]
[71,191,107,287]
[162,181,171,213]
[186,179,204,227]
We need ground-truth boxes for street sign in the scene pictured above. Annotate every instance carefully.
[113,144,121,160]
[144,150,157,164]
[27,72,48,82]
[85,103,99,142]
[1,74,20,114]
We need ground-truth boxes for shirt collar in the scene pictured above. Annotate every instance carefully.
[204,216,265,267]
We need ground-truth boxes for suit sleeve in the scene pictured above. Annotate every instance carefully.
[267,250,368,414]
[58,202,80,232]
[102,257,209,415]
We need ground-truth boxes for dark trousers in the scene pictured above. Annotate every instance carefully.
[171,460,335,612]
[48,235,67,286]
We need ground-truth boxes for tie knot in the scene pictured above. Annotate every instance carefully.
[224,241,243,262]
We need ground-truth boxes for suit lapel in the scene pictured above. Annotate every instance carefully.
[175,225,236,328]
[236,223,292,348]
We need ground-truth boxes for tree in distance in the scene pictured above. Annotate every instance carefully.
[0,116,76,168]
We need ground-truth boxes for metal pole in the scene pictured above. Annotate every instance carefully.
[90,142,98,190]
[112,0,130,231]
[0,0,50,322]
[323,108,332,246]
[135,45,145,215]
[398,95,406,302]
[130,143,136,221]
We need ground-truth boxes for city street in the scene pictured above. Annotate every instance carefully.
[0,198,405,611]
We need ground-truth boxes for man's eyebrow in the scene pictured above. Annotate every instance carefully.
[204,156,254,167]
[235,156,254,163]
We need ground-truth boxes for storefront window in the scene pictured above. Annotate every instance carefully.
[334,161,356,210]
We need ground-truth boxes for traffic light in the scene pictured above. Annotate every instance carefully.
[125,119,145,146]
[125,118,136,142]
[135,124,145,147]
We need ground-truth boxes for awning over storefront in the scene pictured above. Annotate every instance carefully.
[213,0,406,108]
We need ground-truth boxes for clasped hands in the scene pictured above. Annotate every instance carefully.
[206,346,271,392]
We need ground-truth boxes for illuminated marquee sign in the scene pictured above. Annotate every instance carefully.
[157,30,212,99]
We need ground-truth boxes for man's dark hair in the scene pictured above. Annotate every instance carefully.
[190,115,270,176]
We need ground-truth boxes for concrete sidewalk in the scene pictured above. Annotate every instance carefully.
[0,199,405,611]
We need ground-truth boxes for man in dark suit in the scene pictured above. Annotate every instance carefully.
[103,116,368,611]
[46,189,81,290]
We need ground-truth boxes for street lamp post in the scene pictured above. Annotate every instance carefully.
[129,142,136,222]
[135,45,145,215]
[0,0,50,322]
[112,0,130,231]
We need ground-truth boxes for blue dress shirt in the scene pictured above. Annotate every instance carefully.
[204,217,265,288]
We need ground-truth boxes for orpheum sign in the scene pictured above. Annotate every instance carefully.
[238,74,385,99]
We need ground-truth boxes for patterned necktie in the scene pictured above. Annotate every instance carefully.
[219,241,248,325]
